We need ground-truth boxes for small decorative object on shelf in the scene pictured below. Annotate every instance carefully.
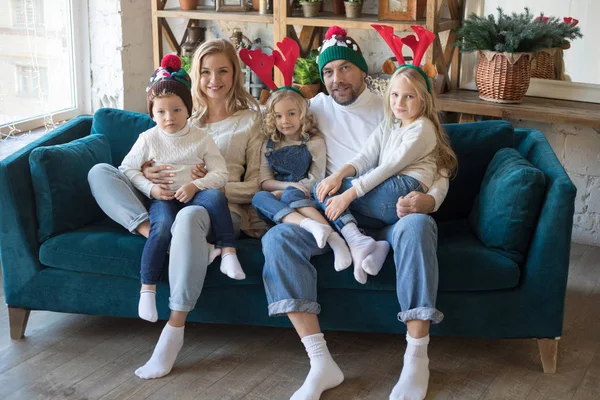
[179,0,199,10]
[216,0,245,12]
[180,26,207,58]
[293,49,321,99]
[344,0,363,19]
[301,0,322,18]
[258,0,272,14]
[378,0,426,22]
[530,15,582,80]
[456,7,563,104]
[332,0,344,15]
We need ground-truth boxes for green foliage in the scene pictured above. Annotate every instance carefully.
[345,0,363,3]
[294,50,320,85]
[455,7,581,53]
[181,55,192,74]
[300,0,321,3]
[535,13,583,48]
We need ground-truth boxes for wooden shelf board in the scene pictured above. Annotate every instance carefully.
[287,12,458,31]
[438,90,600,128]
[157,8,273,24]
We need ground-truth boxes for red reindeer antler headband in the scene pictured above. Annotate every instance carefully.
[371,24,436,92]
[239,37,302,99]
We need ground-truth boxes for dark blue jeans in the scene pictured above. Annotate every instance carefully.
[313,175,423,231]
[141,188,234,284]
[252,186,316,225]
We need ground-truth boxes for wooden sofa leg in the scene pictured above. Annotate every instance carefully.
[8,307,31,339]
[537,338,559,373]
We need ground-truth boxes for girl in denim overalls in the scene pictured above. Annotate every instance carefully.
[251,89,352,271]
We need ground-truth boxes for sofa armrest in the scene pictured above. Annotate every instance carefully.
[515,128,576,328]
[0,116,92,305]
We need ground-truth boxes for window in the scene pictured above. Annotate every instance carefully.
[16,65,48,98]
[1,0,89,131]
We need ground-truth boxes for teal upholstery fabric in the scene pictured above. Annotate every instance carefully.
[91,108,155,166]
[469,148,546,263]
[29,134,112,242]
[434,121,514,222]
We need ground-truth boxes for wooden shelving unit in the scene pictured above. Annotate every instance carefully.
[151,0,463,93]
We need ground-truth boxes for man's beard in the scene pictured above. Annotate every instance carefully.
[331,84,360,106]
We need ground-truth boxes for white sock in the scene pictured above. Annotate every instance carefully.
[135,323,185,379]
[300,218,333,249]
[291,333,344,400]
[362,241,391,276]
[138,290,158,323]
[340,223,376,284]
[390,334,430,400]
[220,252,246,280]
[327,232,352,272]
[207,243,221,264]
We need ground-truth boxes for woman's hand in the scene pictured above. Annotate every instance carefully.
[325,190,354,221]
[316,174,343,202]
[175,183,199,204]
[150,184,175,201]
[396,192,435,217]
[142,161,174,184]
[191,162,207,179]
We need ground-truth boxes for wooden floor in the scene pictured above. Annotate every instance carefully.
[1,243,599,400]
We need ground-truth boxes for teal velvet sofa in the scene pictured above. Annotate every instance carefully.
[0,108,575,373]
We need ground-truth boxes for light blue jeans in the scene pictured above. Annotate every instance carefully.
[252,186,315,224]
[262,213,443,324]
[88,163,241,312]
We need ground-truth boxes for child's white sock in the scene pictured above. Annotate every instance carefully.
[299,218,333,249]
[340,223,375,284]
[207,243,221,264]
[138,290,158,323]
[327,232,352,272]
[220,252,246,280]
[291,333,344,400]
[135,323,184,379]
[361,240,391,276]
[390,334,430,400]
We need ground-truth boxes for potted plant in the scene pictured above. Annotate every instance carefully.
[530,15,582,80]
[301,0,322,18]
[344,0,363,19]
[179,0,198,10]
[456,7,555,103]
[293,50,321,99]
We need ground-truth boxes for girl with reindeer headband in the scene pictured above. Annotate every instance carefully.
[240,39,353,271]
[315,25,458,285]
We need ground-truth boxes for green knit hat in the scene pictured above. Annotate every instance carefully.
[316,26,368,83]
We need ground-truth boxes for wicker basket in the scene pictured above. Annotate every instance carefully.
[475,51,531,104]
[344,2,363,18]
[531,49,556,80]
[302,2,322,18]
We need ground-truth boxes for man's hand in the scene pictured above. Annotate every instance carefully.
[191,163,208,180]
[175,183,199,203]
[142,161,174,184]
[325,191,353,221]
[316,174,343,202]
[271,190,284,199]
[396,192,435,217]
[150,184,175,201]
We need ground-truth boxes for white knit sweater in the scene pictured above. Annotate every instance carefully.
[348,118,438,197]
[119,124,229,198]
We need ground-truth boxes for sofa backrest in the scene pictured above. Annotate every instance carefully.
[434,120,515,222]
[91,108,155,166]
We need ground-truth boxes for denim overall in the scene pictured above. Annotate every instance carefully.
[252,137,317,224]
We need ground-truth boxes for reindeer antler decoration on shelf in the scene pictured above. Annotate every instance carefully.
[239,37,302,103]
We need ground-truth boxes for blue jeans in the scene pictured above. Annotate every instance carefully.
[252,186,315,224]
[262,214,443,324]
[313,176,423,230]
[141,189,234,284]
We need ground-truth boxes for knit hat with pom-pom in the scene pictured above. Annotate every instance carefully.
[316,26,368,83]
[147,54,193,118]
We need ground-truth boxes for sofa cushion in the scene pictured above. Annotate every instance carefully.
[469,148,546,263]
[40,219,520,293]
[29,134,112,242]
[39,219,266,287]
[434,120,515,222]
[91,108,155,166]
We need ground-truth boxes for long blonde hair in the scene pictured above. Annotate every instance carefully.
[383,67,457,178]
[189,39,259,125]
[262,89,320,142]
